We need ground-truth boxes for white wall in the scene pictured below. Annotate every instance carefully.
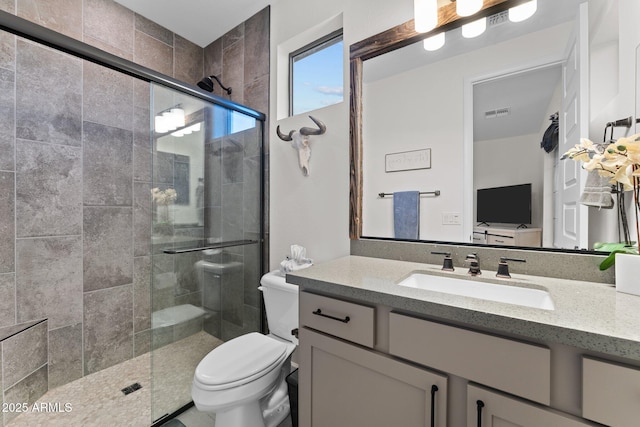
[474,133,545,227]
[269,0,415,268]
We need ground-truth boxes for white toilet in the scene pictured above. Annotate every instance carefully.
[192,271,298,427]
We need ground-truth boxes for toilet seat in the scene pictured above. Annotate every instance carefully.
[194,333,289,391]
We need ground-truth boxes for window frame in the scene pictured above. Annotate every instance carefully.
[288,28,344,117]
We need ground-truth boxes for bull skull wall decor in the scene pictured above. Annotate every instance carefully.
[276,116,326,176]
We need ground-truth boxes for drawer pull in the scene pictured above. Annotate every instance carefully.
[430,385,438,427]
[312,309,350,323]
[476,400,485,427]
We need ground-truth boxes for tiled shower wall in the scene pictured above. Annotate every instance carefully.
[0,0,269,419]
[205,9,271,332]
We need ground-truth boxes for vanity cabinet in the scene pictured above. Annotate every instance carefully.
[299,291,447,427]
[467,384,593,427]
[388,312,550,405]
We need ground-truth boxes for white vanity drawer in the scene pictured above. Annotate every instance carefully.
[389,312,550,404]
[582,357,640,427]
[300,291,375,348]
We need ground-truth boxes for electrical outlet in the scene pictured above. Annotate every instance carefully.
[442,212,462,225]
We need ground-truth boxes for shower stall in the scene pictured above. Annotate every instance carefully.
[149,84,264,422]
[0,9,265,427]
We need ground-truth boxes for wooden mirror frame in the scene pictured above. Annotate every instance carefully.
[348,0,529,239]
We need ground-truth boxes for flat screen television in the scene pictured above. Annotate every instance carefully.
[476,183,532,225]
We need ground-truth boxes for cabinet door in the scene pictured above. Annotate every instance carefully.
[467,384,595,427]
[583,357,640,427]
[299,327,447,427]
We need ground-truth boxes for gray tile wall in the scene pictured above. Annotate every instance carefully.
[202,7,270,341]
[0,0,219,415]
[0,321,48,426]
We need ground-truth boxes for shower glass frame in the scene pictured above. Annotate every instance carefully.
[0,10,266,426]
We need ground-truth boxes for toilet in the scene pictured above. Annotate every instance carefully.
[192,271,298,427]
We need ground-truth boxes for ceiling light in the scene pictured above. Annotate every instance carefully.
[456,0,482,17]
[509,0,537,22]
[423,32,445,51]
[414,0,438,33]
[462,17,486,38]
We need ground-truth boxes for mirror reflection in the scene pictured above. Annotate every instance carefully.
[360,0,638,251]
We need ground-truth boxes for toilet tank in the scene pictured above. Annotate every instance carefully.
[259,271,299,344]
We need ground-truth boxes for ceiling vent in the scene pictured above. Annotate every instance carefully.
[484,107,510,119]
[496,107,511,117]
[488,10,509,28]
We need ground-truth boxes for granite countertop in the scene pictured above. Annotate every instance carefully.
[286,255,640,361]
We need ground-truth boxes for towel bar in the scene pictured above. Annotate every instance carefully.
[378,191,440,198]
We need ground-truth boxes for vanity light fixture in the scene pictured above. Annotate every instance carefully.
[508,0,537,22]
[154,106,185,134]
[423,32,445,51]
[461,16,486,38]
[171,122,202,138]
[456,0,482,17]
[414,0,438,33]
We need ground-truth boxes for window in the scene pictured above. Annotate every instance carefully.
[289,29,343,116]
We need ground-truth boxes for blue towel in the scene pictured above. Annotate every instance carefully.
[393,191,420,240]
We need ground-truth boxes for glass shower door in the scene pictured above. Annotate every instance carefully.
[150,83,263,423]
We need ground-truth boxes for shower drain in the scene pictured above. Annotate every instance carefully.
[121,382,143,395]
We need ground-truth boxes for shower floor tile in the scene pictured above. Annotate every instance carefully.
[6,331,222,427]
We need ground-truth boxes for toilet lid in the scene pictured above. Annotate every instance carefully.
[195,333,288,386]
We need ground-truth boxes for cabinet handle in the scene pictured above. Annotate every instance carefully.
[476,400,485,427]
[312,309,350,323]
[430,384,438,427]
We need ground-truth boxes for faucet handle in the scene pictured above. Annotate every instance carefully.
[431,251,454,271]
[464,253,481,276]
[496,257,526,279]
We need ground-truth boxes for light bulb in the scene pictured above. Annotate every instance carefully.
[423,32,445,51]
[170,107,185,128]
[456,0,482,17]
[414,0,438,33]
[462,17,486,38]
[162,111,177,131]
[509,0,537,22]
[155,115,169,133]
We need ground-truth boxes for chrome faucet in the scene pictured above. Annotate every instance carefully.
[465,253,481,276]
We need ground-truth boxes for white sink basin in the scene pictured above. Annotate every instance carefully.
[398,273,555,310]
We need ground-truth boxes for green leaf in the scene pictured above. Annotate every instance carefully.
[593,242,635,252]
[593,243,638,271]
[599,252,618,270]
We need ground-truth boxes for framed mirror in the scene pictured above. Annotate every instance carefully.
[350,0,637,252]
